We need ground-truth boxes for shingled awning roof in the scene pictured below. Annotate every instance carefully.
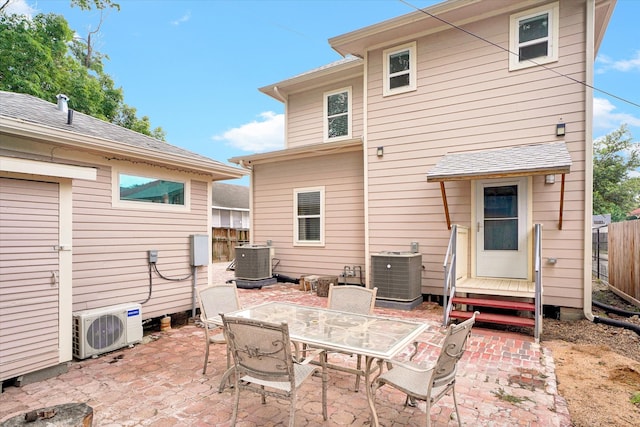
[426,143,572,182]
[427,143,572,230]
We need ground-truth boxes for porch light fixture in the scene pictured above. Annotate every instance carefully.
[545,174,556,184]
[556,123,566,136]
[377,146,384,157]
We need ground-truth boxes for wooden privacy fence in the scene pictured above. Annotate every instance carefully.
[212,228,249,262]
[608,220,639,301]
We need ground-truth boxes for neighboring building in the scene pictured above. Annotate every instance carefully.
[231,0,616,323]
[211,182,250,261]
[592,213,611,228]
[0,91,245,382]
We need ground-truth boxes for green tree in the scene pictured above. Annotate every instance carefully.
[593,124,640,222]
[0,11,165,140]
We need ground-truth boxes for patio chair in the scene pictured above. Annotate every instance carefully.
[196,284,241,375]
[326,284,378,391]
[371,311,479,427]
[221,314,327,427]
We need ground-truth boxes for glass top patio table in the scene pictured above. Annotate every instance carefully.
[225,301,428,360]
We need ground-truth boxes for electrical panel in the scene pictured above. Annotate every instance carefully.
[190,234,209,266]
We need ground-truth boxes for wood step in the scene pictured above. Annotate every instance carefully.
[451,297,535,312]
[450,310,536,328]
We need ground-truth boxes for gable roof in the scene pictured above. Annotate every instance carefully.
[329,0,616,58]
[0,91,245,180]
[212,182,249,210]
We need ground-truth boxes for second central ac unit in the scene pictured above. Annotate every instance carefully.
[234,245,273,280]
[73,303,143,359]
[371,252,422,301]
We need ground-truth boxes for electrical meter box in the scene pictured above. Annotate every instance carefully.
[190,234,209,266]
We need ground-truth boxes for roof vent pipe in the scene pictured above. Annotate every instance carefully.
[67,109,74,125]
[56,94,69,113]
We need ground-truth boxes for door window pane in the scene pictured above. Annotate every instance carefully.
[484,219,518,250]
[484,185,518,251]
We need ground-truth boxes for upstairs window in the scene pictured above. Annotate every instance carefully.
[510,3,559,71]
[294,187,324,246]
[383,42,416,96]
[324,87,351,141]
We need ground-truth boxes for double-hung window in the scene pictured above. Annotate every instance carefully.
[294,187,324,246]
[383,41,416,96]
[509,3,559,71]
[324,87,351,141]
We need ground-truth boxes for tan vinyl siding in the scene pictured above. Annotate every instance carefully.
[251,151,364,279]
[0,178,60,381]
[287,76,363,149]
[365,0,587,305]
[71,165,209,318]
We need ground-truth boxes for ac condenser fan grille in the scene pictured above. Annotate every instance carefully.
[86,314,124,350]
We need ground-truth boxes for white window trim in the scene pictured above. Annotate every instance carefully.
[293,186,325,247]
[112,167,190,212]
[509,2,559,71]
[383,41,417,97]
[323,86,352,142]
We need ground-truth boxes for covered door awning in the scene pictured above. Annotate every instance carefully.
[426,142,572,230]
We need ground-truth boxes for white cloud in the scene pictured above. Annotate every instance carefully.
[213,112,284,153]
[593,97,640,132]
[170,10,191,26]
[2,0,36,17]
[596,51,640,74]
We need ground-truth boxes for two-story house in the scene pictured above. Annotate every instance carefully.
[230,0,616,337]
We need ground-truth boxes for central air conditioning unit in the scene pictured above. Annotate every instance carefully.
[371,252,422,301]
[73,303,143,359]
[234,245,273,280]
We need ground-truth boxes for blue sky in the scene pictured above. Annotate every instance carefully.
[8,0,640,184]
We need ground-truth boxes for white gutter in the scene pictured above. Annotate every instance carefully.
[584,0,595,321]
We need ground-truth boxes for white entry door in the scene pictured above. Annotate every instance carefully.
[476,177,528,279]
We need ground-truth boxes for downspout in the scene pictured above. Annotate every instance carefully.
[584,0,595,322]
[238,160,254,244]
[362,51,371,288]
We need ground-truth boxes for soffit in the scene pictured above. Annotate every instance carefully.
[228,138,363,166]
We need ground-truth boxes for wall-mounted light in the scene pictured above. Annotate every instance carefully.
[377,146,384,157]
[556,123,566,136]
[545,174,556,184]
[547,257,557,265]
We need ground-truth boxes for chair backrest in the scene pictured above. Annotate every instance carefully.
[327,284,378,315]
[221,314,295,384]
[432,311,478,387]
[197,284,241,323]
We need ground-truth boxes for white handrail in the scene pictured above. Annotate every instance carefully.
[442,224,458,326]
[533,223,543,343]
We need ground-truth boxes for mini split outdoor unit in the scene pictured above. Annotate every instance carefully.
[72,303,143,359]
[234,245,273,280]
[371,252,422,301]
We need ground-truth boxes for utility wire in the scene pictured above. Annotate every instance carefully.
[398,0,640,109]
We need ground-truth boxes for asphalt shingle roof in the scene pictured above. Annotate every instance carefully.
[0,91,225,166]
[427,142,573,181]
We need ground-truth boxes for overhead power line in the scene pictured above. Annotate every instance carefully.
[398,0,640,109]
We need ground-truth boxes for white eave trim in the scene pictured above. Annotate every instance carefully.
[229,138,363,166]
[0,155,97,180]
[0,116,246,179]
